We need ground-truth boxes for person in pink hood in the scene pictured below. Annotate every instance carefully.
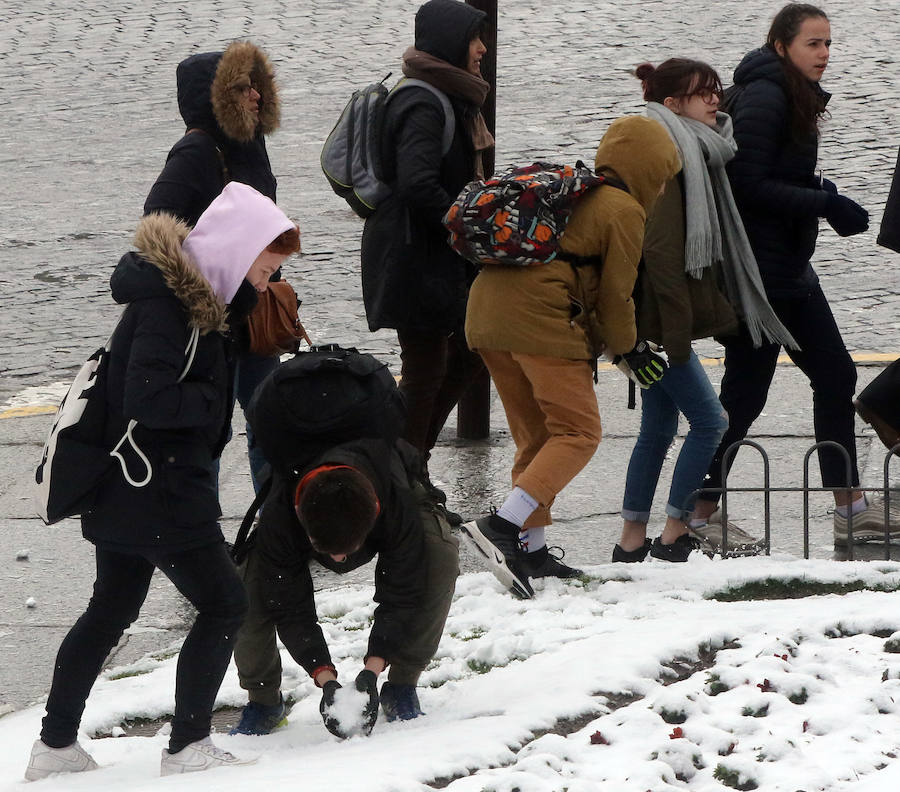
[25,183,300,781]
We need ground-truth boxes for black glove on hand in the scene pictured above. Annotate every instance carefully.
[614,341,668,389]
[820,177,838,194]
[825,192,869,237]
[319,680,347,738]
[355,669,380,736]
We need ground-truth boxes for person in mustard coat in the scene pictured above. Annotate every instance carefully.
[460,115,681,598]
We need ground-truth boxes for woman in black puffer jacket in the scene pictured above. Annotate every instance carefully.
[361,0,493,508]
[26,184,300,780]
[691,4,890,548]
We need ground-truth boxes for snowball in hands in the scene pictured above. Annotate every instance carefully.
[322,685,371,737]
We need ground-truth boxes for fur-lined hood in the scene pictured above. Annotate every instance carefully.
[111,214,227,335]
[176,40,280,144]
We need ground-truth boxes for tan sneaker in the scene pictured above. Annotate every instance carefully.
[834,494,900,547]
[25,739,98,781]
[688,508,765,556]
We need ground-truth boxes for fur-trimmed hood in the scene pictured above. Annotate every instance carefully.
[111,214,227,335]
[176,40,280,144]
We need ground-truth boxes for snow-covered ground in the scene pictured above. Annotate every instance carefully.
[6,554,900,791]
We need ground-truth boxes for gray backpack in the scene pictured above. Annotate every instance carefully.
[320,74,455,218]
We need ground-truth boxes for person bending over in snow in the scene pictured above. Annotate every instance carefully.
[229,348,459,738]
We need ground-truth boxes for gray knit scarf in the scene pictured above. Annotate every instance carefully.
[647,102,798,350]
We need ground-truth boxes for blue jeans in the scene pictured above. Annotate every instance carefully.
[622,351,728,523]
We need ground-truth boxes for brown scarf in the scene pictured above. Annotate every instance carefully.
[401,47,494,176]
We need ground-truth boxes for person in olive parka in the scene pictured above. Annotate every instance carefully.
[360,0,493,512]
[230,352,459,737]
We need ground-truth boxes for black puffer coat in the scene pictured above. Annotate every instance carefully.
[144,41,279,225]
[81,214,234,552]
[878,147,900,254]
[250,439,426,674]
[727,47,832,298]
[360,1,485,332]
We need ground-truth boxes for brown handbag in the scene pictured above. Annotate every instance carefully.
[246,280,312,357]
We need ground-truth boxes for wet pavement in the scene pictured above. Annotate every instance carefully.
[2,0,900,718]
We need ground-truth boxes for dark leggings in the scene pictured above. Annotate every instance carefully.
[40,541,247,754]
[397,328,485,458]
[700,283,859,502]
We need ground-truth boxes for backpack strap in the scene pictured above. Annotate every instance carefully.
[231,469,274,564]
[109,326,200,488]
[186,128,230,184]
[565,170,632,268]
[388,79,456,156]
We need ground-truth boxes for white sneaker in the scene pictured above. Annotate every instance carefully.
[834,494,900,547]
[160,737,258,776]
[25,738,98,781]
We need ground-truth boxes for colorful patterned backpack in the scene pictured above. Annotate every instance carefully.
[442,161,614,267]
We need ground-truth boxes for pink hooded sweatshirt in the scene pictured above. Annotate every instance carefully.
[182,182,294,303]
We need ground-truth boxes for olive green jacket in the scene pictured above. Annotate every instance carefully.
[635,175,737,365]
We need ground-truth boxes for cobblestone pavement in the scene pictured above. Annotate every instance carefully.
[1,0,899,401]
[1,0,900,716]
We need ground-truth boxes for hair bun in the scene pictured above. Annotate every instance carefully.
[634,62,656,81]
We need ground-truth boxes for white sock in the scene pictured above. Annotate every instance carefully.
[519,525,546,554]
[496,487,539,528]
[836,494,867,518]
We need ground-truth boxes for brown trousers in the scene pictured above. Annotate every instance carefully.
[480,350,602,528]
[397,329,485,458]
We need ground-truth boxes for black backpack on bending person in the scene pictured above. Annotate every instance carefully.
[231,345,407,562]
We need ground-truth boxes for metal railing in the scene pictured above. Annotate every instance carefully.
[684,439,900,560]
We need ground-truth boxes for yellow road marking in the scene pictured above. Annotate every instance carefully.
[3,353,897,419]
[0,405,58,420]
[595,351,895,370]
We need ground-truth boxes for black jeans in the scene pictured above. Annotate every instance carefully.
[40,540,247,753]
[700,283,859,502]
[397,328,485,459]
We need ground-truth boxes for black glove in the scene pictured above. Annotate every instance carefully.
[354,669,380,736]
[825,192,869,237]
[614,341,668,388]
[319,680,346,738]
[820,177,838,194]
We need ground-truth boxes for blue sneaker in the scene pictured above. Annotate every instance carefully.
[229,697,288,735]
[380,682,424,722]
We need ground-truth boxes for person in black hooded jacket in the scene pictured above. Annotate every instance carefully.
[852,147,900,451]
[690,4,900,547]
[144,40,282,493]
[878,149,900,255]
[360,0,493,511]
[26,183,300,781]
